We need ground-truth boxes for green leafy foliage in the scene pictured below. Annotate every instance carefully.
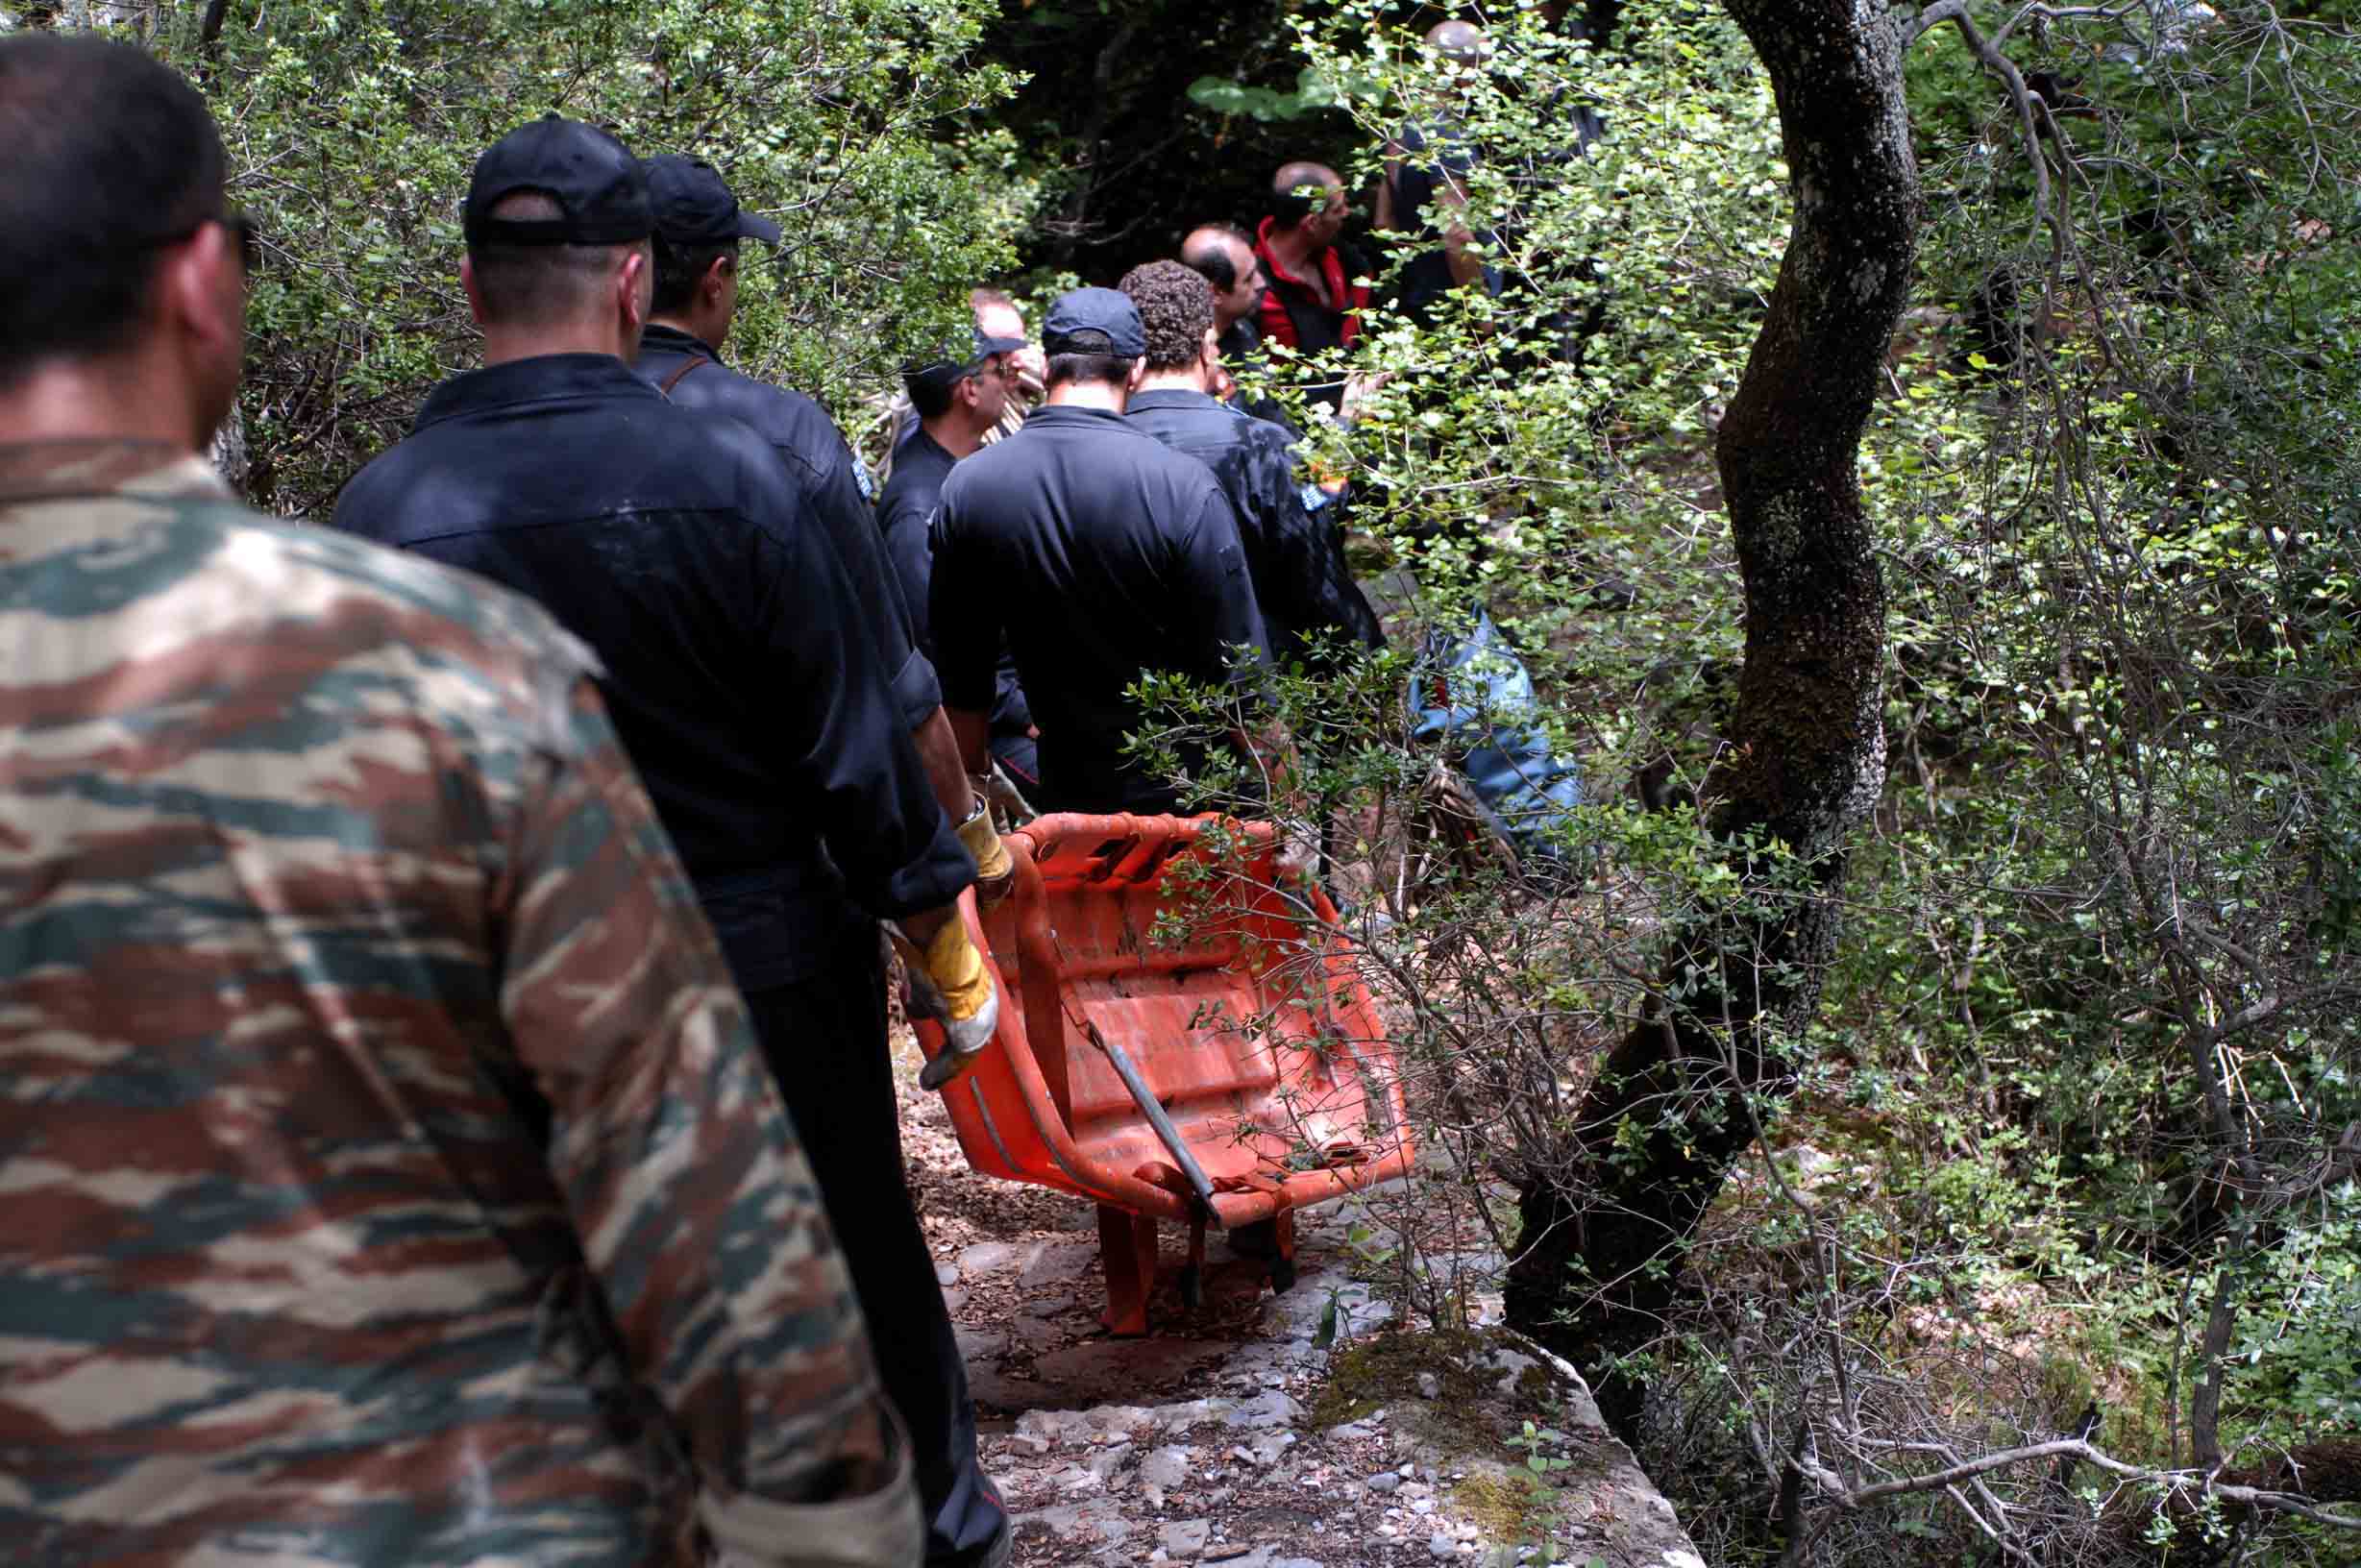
[1144,2,2360,1559]
[127,0,1021,513]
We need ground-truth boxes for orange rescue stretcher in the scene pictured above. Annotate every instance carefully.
[912,813,1415,1335]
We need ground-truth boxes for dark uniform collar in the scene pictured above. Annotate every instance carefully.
[1023,404,1130,430]
[894,422,956,471]
[413,353,662,433]
[640,321,726,362]
[1124,388,1227,414]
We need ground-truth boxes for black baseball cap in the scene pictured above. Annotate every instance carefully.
[1041,286,1145,358]
[904,325,1029,392]
[464,113,651,246]
[644,155,782,247]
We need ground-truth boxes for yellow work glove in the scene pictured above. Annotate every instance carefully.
[956,792,1014,908]
[888,913,999,1091]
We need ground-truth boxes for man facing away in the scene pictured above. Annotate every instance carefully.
[0,35,917,1567]
[929,288,1274,816]
[631,156,990,853]
[1119,259,1384,672]
[332,117,1010,1568]
[875,326,1043,801]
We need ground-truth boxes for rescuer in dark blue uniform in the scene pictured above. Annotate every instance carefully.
[930,288,1273,816]
[876,328,1043,798]
[331,118,1014,1568]
[1118,259,1385,669]
[632,155,982,832]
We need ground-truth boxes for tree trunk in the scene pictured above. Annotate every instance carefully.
[1506,0,1921,1435]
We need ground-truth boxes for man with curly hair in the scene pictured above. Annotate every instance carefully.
[1118,259,1383,671]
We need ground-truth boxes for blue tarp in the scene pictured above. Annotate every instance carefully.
[1408,612,1586,881]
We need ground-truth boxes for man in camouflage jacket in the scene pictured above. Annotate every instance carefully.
[0,34,921,1566]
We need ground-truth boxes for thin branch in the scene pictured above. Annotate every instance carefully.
[1908,1,2061,254]
[1808,1436,2361,1531]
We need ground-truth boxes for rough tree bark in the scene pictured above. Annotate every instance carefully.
[1506,0,1922,1433]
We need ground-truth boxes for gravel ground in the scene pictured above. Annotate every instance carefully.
[890,1031,1704,1568]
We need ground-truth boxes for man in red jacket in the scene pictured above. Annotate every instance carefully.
[1252,160,1368,413]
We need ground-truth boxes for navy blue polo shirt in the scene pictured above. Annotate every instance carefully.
[1124,388,1384,666]
[634,322,942,731]
[332,353,971,991]
[875,424,957,658]
[875,423,1034,745]
[930,403,1268,815]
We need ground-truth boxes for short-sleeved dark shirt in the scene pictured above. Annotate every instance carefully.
[1124,389,1383,667]
[874,423,1032,742]
[633,322,942,731]
[930,404,1268,815]
[332,353,971,991]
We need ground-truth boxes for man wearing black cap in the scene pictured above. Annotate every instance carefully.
[629,156,1019,1568]
[332,116,1014,1568]
[632,156,987,847]
[929,287,1273,815]
[876,325,1042,799]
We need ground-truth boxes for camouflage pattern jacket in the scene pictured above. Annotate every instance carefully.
[0,441,921,1567]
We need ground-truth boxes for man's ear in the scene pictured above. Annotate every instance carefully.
[617,247,650,333]
[701,253,733,310]
[159,220,245,357]
[460,254,490,330]
[1126,358,1148,393]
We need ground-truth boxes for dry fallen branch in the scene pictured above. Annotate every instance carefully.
[1804,1434,2361,1532]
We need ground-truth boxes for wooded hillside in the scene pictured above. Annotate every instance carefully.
[12,1,2358,1561]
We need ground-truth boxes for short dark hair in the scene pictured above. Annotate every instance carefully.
[1045,351,1132,390]
[1119,260,1214,372]
[1183,225,1252,291]
[652,235,736,316]
[0,33,228,386]
[469,191,642,327]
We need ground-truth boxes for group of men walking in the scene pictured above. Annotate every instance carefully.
[0,26,1394,1568]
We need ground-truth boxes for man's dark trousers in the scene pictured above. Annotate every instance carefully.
[742,920,1005,1568]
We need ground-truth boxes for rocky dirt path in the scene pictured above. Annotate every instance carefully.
[892,1041,1706,1568]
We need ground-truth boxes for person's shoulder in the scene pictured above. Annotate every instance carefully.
[876,449,946,524]
[686,361,852,467]
[185,499,602,703]
[944,429,1032,489]
[332,424,444,527]
[1239,408,1300,454]
[1129,424,1234,499]
[664,400,800,496]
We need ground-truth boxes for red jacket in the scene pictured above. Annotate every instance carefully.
[1254,216,1367,355]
